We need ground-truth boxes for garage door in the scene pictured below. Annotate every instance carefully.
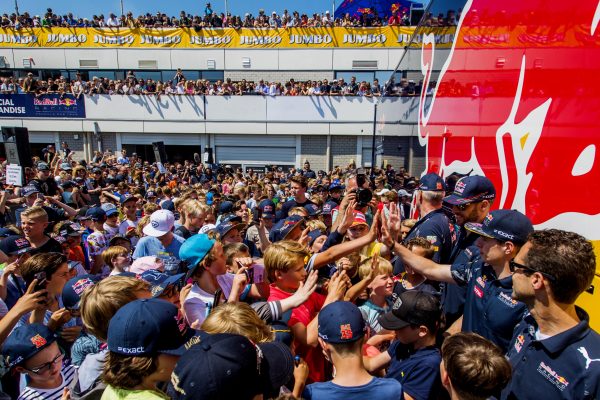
[121,133,202,145]
[29,132,55,144]
[215,135,295,165]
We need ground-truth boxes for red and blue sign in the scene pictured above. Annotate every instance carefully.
[0,94,86,119]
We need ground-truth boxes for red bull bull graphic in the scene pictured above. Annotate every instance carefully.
[418,0,600,237]
[0,94,85,119]
[416,0,600,326]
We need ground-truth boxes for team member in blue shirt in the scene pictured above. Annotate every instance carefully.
[502,229,600,399]
[401,173,454,265]
[303,301,402,400]
[384,208,533,352]
[364,291,443,400]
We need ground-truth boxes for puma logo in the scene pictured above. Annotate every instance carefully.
[577,347,600,369]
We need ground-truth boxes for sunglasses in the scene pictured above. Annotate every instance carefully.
[455,201,482,211]
[509,259,556,282]
[24,350,64,374]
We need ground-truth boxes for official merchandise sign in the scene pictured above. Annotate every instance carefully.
[5,164,23,186]
[0,26,456,49]
[0,94,86,119]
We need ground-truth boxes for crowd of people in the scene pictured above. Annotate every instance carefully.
[1,72,434,98]
[0,144,595,400]
[2,6,459,29]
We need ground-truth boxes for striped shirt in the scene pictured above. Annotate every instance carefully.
[18,364,77,400]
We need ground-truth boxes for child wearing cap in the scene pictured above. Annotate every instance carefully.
[2,324,77,400]
[71,277,152,398]
[102,299,196,400]
[85,207,111,274]
[303,301,402,399]
[364,291,443,400]
[0,235,33,310]
[168,333,295,400]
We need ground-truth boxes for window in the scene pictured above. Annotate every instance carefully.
[202,70,224,82]
[335,71,374,84]
[133,70,162,81]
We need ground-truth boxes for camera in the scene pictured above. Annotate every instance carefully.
[355,188,373,207]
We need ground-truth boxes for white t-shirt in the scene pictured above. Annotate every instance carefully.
[183,273,235,326]
[119,218,139,246]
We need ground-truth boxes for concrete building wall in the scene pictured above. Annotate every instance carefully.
[331,135,357,169]
[301,135,328,172]
[58,132,85,160]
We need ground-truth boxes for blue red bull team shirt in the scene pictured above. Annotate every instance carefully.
[502,308,600,400]
[450,259,527,352]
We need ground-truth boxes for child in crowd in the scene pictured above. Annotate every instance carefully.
[303,301,402,400]
[118,195,140,246]
[180,234,255,326]
[2,324,77,400]
[0,235,33,309]
[365,291,443,400]
[73,277,152,398]
[21,207,62,254]
[103,299,196,399]
[101,246,132,277]
[174,200,207,239]
[101,203,120,237]
[393,238,440,297]
[440,332,512,400]
[265,240,351,383]
[85,207,111,274]
[357,256,394,334]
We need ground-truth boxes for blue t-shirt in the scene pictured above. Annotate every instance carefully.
[386,342,442,400]
[303,377,402,400]
[132,234,185,260]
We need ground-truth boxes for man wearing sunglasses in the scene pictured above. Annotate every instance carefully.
[438,175,497,327]
[2,323,76,399]
[384,209,533,352]
[502,229,600,400]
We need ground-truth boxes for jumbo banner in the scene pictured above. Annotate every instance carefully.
[0,26,456,49]
[0,94,85,118]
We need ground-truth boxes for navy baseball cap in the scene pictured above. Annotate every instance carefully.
[308,229,324,246]
[58,222,84,238]
[378,291,441,331]
[86,207,106,221]
[169,333,294,400]
[62,274,100,310]
[120,194,137,205]
[145,190,157,199]
[0,235,32,256]
[464,209,533,245]
[418,173,446,191]
[258,199,276,218]
[60,162,72,171]
[318,301,366,343]
[444,175,496,205]
[329,180,344,191]
[107,298,196,357]
[216,214,246,239]
[22,185,40,197]
[268,215,304,243]
[2,323,57,368]
[304,203,321,217]
[161,200,175,212]
[140,270,185,297]
[218,201,234,215]
[179,234,215,273]
[322,200,338,216]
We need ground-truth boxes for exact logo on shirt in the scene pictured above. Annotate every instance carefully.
[537,361,569,391]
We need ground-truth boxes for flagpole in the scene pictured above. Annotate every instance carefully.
[332,0,335,18]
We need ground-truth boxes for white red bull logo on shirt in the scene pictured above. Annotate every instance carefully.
[537,361,569,391]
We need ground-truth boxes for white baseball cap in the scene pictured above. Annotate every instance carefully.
[199,224,217,234]
[143,210,175,237]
